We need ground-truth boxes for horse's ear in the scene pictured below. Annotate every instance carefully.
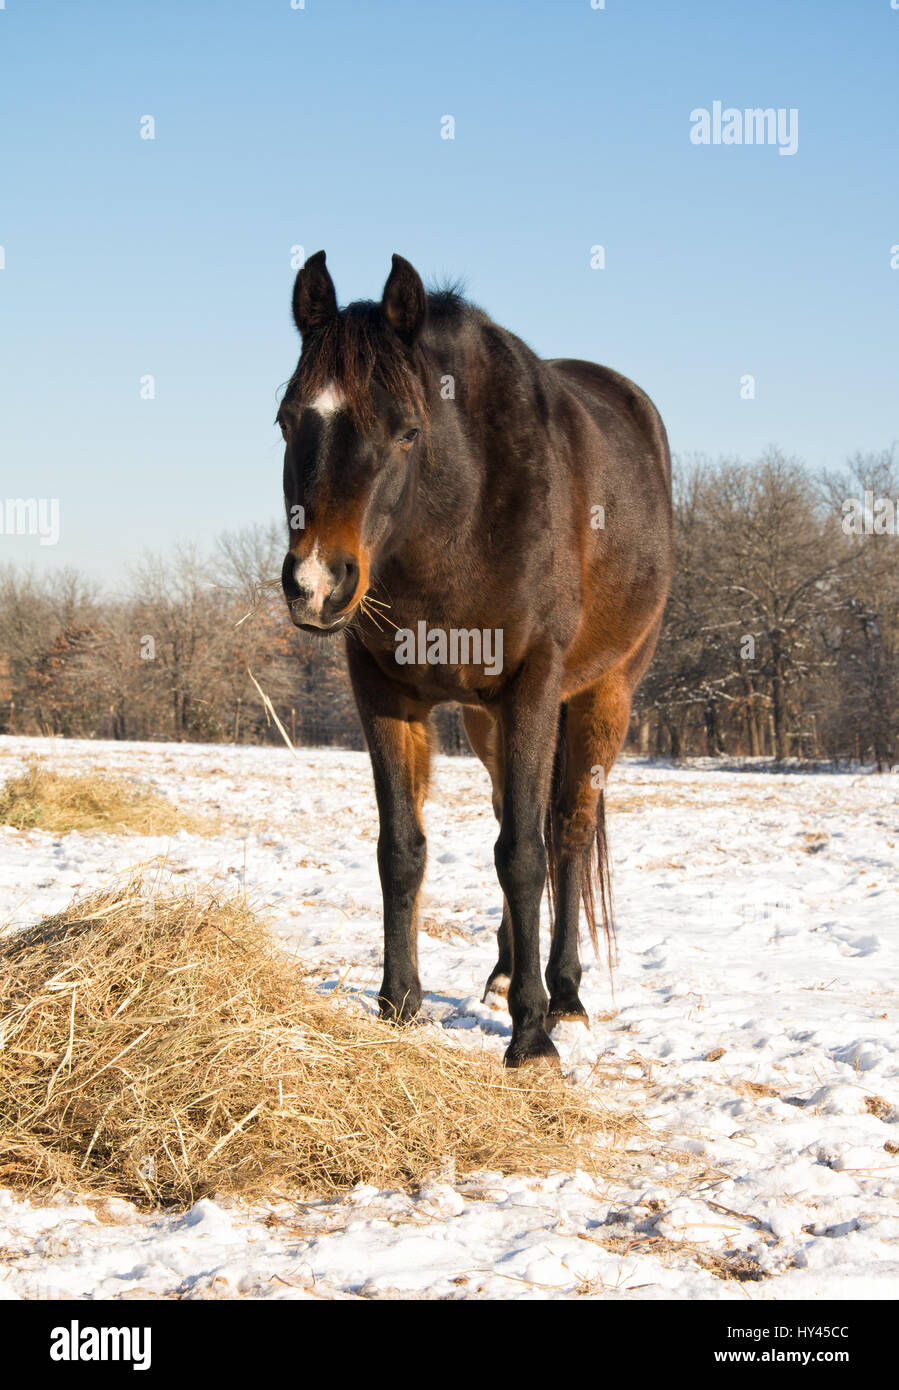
[292,250,338,336]
[381,253,426,344]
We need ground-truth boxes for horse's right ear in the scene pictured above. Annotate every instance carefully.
[292,250,338,336]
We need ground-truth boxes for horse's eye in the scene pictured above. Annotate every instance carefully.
[398,428,419,448]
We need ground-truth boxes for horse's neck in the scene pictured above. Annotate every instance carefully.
[393,315,549,569]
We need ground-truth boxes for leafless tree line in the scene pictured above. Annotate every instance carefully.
[637,447,898,765]
[0,524,463,754]
[1,447,896,765]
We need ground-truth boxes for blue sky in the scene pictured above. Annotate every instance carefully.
[1,0,897,582]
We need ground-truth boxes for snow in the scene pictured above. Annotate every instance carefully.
[0,735,897,1300]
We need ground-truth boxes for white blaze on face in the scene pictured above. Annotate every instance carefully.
[291,381,347,621]
[309,381,346,416]
[293,541,333,619]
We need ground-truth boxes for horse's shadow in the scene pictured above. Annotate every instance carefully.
[321,981,514,1040]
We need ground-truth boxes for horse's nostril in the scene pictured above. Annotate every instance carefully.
[334,558,358,592]
[326,554,361,616]
[341,559,360,603]
[281,552,300,602]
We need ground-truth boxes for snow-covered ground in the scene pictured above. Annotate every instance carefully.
[1,735,897,1301]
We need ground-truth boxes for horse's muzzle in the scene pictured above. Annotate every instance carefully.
[281,549,359,631]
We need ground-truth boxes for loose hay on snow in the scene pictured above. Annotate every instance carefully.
[0,882,635,1207]
[0,760,213,836]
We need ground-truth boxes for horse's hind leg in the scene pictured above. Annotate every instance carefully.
[545,674,631,1028]
[462,707,513,999]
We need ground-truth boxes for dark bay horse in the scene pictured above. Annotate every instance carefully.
[278,251,673,1067]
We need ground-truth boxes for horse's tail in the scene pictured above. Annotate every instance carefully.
[544,703,616,975]
[583,786,616,977]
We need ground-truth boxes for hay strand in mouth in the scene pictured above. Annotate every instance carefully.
[232,576,283,631]
[359,593,402,633]
[0,880,639,1208]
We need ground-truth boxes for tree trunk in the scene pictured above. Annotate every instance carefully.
[704,700,722,757]
[772,648,788,761]
[667,717,682,760]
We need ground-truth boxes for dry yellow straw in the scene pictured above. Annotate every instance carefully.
[0,880,643,1208]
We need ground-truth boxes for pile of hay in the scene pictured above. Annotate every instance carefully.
[0,761,212,836]
[0,883,633,1207]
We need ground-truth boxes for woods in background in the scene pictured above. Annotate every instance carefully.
[1,447,897,765]
[642,447,898,765]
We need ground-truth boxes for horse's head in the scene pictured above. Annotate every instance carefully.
[278,251,430,632]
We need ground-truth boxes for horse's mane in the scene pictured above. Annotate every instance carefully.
[283,290,463,430]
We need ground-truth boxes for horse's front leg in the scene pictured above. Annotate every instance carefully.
[493,652,563,1067]
[347,645,432,1023]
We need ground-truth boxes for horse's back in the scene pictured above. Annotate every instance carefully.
[545,357,671,492]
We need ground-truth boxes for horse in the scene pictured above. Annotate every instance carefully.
[278,251,673,1068]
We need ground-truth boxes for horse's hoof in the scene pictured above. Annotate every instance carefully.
[378,1010,419,1027]
[503,1032,561,1070]
[377,992,422,1025]
[481,971,510,1003]
[547,1000,590,1033]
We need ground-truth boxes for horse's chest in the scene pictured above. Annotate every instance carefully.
[366,626,508,704]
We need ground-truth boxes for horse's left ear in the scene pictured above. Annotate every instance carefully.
[381,254,427,345]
